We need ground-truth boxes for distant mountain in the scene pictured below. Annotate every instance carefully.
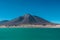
[2,14,55,26]
[0,20,9,25]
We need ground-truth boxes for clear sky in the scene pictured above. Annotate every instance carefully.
[0,0,60,23]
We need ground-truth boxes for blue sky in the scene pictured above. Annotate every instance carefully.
[0,0,60,23]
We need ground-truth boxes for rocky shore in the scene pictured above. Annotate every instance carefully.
[0,24,59,28]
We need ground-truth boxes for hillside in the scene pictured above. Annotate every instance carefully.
[2,14,54,26]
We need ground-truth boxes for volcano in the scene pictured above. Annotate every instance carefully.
[3,14,54,26]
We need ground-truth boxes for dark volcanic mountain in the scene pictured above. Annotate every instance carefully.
[3,14,54,26]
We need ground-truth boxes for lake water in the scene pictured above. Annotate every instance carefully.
[0,28,60,40]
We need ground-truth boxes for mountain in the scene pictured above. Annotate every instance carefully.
[3,14,54,26]
[0,20,9,25]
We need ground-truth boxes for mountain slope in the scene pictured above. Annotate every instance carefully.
[3,14,54,26]
[0,20,9,25]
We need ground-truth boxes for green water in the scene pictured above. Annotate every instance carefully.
[0,28,60,40]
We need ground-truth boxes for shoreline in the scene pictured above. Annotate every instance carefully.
[0,24,60,28]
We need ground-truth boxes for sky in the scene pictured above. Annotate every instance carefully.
[0,0,60,23]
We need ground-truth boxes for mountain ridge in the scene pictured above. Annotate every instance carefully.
[0,14,55,26]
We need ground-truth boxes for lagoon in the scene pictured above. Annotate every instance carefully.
[0,28,60,40]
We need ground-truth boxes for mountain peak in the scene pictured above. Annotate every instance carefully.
[24,14,32,17]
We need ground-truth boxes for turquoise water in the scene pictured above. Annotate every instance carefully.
[0,28,60,40]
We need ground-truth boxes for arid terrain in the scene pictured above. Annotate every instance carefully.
[0,24,60,28]
[0,14,59,28]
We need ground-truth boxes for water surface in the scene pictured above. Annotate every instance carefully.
[0,28,60,40]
